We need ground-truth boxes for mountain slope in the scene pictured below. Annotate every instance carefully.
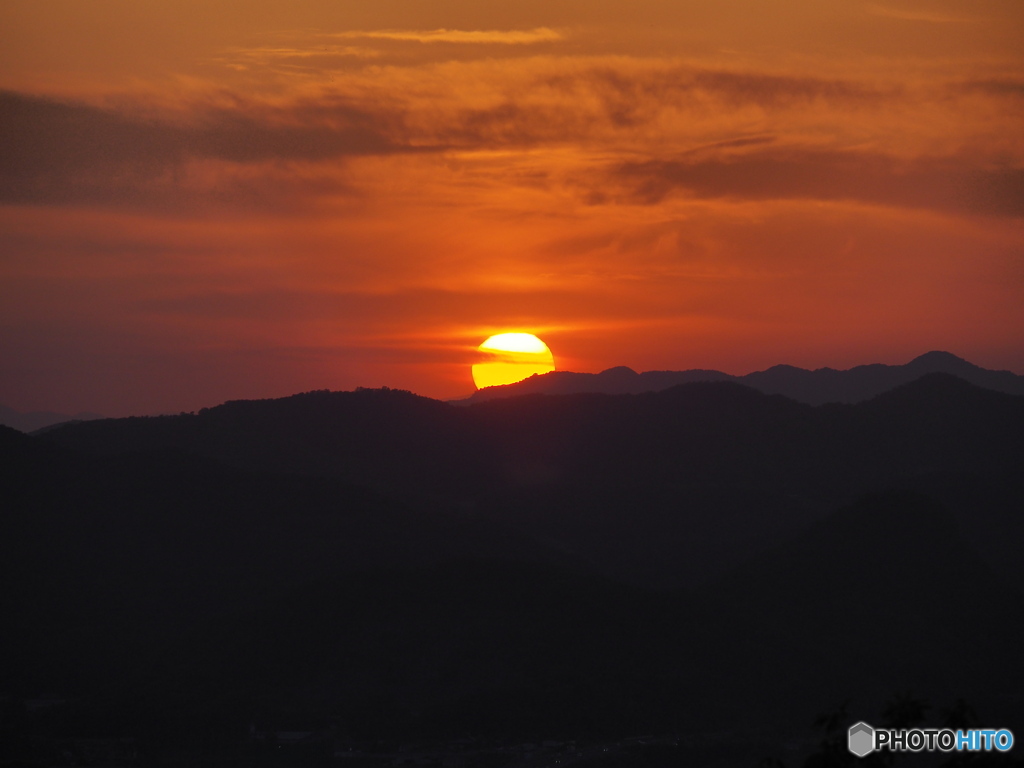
[34,375,1024,592]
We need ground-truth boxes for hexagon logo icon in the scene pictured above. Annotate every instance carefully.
[848,722,875,757]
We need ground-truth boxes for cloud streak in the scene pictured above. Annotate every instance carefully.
[0,90,418,208]
[607,148,1024,218]
[5,37,1023,223]
[330,28,563,45]
[4,52,1020,222]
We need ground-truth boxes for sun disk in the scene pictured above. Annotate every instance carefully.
[472,333,555,389]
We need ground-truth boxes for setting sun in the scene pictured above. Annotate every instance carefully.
[471,333,556,390]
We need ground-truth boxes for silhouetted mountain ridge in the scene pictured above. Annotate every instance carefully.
[463,350,1024,405]
[35,373,1024,589]
[7,373,1024,756]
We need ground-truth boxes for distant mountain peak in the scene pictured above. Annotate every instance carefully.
[907,350,972,368]
[598,366,638,376]
[761,363,804,373]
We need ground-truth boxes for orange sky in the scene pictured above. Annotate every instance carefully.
[1,0,1023,415]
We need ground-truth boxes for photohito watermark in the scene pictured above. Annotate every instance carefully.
[848,722,1014,757]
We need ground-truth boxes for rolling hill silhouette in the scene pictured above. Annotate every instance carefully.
[35,374,1024,588]
[464,350,1024,405]
[5,372,1024,762]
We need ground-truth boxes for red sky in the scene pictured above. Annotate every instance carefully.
[2,0,1023,415]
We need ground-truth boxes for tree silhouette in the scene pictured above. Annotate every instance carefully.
[803,701,858,768]
[880,692,929,730]
[940,698,978,731]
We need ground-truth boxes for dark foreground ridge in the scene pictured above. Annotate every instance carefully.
[3,373,1024,766]
[462,350,1024,405]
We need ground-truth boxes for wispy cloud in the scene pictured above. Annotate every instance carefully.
[2,54,1019,220]
[219,45,378,62]
[957,78,1024,98]
[330,28,563,45]
[605,148,1024,218]
[0,90,414,209]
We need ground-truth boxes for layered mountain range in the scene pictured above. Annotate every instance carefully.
[2,367,1023,764]
[463,350,1024,405]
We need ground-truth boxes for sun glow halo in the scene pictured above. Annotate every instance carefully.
[472,333,555,389]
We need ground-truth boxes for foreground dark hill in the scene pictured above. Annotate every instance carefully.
[106,495,1024,743]
[465,350,1024,405]
[3,455,1022,758]
[6,377,1024,762]
[706,492,1024,712]
[0,424,540,695]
